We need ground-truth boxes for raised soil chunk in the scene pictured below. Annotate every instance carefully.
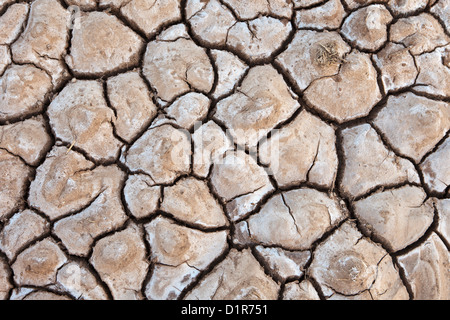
[0,3,29,45]
[282,280,320,300]
[339,124,420,198]
[0,64,52,122]
[0,45,10,76]
[341,5,393,51]
[431,0,450,33]
[0,209,49,260]
[184,248,280,300]
[187,0,236,47]
[420,136,450,194]
[123,174,160,219]
[373,92,450,163]
[397,233,450,300]
[106,71,158,143]
[55,261,108,300]
[123,124,191,185]
[210,150,274,221]
[353,185,435,252]
[143,37,214,102]
[214,64,300,148]
[254,246,311,281]
[66,11,144,77]
[192,120,233,178]
[308,221,409,299]
[275,30,351,91]
[226,17,292,63]
[0,149,31,220]
[161,177,229,229]
[12,237,67,287]
[222,0,293,20]
[53,165,127,257]
[435,199,450,243]
[48,80,123,162]
[414,45,450,98]
[11,0,70,87]
[237,188,347,250]
[373,42,418,93]
[0,115,52,166]
[389,13,450,56]
[304,51,382,123]
[295,0,346,30]
[259,110,338,188]
[145,216,228,300]
[112,0,182,38]
[210,49,248,99]
[90,223,149,300]
[0,0,15,11]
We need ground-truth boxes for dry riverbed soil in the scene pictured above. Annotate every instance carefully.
[0,0,449,300]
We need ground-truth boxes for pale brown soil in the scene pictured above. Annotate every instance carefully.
[0,0,449,300]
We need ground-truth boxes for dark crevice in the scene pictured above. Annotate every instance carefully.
[271,62,343,128]
[50,256,115,301]
[0,216,51,265]
[429,9,450,39]
[218,0,294,22]
[183,2,297,67]
[392,203,440,257]
[305,274,327,300]
[177,245,231,300]
[140,226,154,300]
[66,255,115,300]
[294,0,330,11]
[11,285,75,300]
[435,230,450,252]
[54,139,119,166]
[1,1,30,48]
[368,122,433,198]
[7,231,51,267]
[0,249,14,300]
[229,187,277,224]
[249,246,282,285]
[156,210,230,234]
[277,281,285,300]
[370,53,388,97]
[410,87,450,103]
[205,48,220,98]
[43,188,106,224]
[83,218,132,263]
[351,181,422,203]
[391,255,414,300]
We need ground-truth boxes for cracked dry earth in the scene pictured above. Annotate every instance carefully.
[0,0,449,301]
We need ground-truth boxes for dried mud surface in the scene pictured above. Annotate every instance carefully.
[0,0,449,300]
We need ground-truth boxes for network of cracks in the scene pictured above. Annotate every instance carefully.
[0,0,449,300]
